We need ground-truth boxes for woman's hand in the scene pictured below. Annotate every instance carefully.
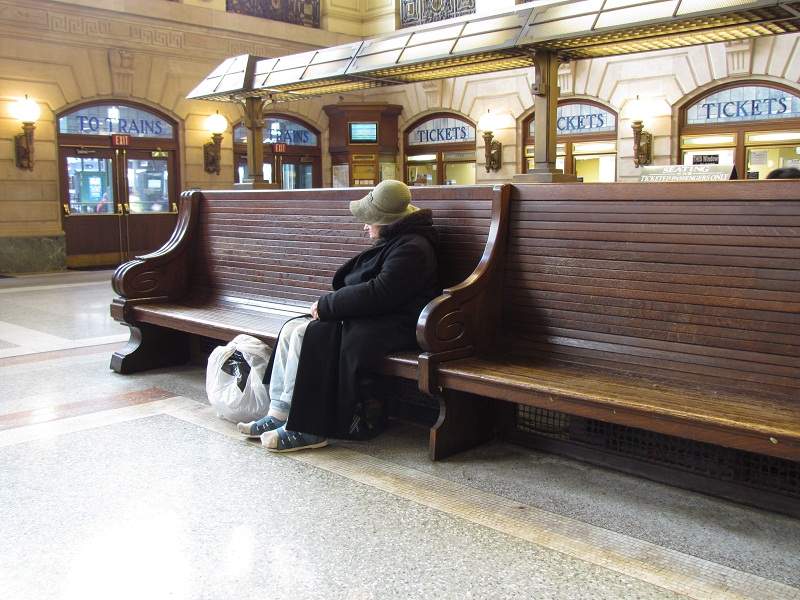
[310,301,319,320]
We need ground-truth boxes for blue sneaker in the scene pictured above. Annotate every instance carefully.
[237,415,286,438]
[261,426,328,452]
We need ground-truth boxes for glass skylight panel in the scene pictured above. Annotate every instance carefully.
[400,40,456,63]
[676,0,765,15]
[602,0,659,9]
[408,24,464,46]
[359,35,410,55]
[264,67,308,87]
[303,61,353,80]
[349,50,403,71]
[453,30,522,53]
[531,0,604,22]
[311,43,361,63]
[525,15,598,41]
[595,1,679,29]
[274,51,316,71]
[462,13,528,36]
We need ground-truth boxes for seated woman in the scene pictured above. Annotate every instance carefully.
[237,180,440,452]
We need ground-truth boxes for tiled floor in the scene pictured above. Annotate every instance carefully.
[0,271,798,600]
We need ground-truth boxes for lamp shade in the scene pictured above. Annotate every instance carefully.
[478,110,500,133]
[205,111,228,135]
[12,96,41,124]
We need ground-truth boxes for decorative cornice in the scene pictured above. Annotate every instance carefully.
[0,0,352,63]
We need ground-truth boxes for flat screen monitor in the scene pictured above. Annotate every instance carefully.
[349,122,378,144]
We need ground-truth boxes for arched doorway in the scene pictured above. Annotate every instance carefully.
[404,113,476,186]
[233,115,322,189]
[679,81,800,179]
[57,101,180,267]
[523,100,618,182]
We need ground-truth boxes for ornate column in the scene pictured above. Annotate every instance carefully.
[514,50,578,183]
[237,96,275,189]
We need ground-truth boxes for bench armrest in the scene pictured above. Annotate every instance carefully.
[416,184,510,360]
[112,190,202,303]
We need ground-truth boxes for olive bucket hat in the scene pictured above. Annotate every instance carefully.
[349,179,418,226]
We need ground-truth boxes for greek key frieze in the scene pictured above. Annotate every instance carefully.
[48,13,111,35]
[129,25,184,49]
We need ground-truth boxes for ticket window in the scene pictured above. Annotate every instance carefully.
[407,154,437,186]
[404,115,477,185]
[744,131,800,179]
[571,141,617,183]
[236,156,274,185]
[442,151,476,185]
[680,134,737,168]
[524,144,567,174]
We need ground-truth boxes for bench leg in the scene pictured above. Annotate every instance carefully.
[110,323,190,374]
[430,390,506,461]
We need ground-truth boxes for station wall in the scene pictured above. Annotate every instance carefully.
[2,0,800,272]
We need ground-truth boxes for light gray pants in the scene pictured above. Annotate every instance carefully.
[267,317,312,421]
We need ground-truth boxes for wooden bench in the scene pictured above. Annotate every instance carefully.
[110,184,509,391]
[423,181,800,463]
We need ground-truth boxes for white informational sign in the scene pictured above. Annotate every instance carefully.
[749,150,768,166]
[639,165,737,182]
[332,164,349,188]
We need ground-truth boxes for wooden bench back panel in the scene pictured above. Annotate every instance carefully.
[192,186,494,307]
[504,182,800,398]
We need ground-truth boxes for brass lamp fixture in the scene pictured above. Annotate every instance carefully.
[630,96,652,168]
[478,109,503,173]
[631,120,653,168]
[12,95,41,170]
[204,111,227,175]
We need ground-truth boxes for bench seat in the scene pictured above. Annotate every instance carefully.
[130,296,422,378]
[434,355,800,461]
[110,185,507,384]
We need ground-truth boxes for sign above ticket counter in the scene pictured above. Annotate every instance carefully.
[529,103,617,137]
[407,116,476,146]
[686,85,800,125]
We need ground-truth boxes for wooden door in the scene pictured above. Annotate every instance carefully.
[61,147,125,268]
[122,148,179,259]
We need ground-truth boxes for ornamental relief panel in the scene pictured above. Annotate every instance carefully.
[400,0,475,28]
[226,0,320,28]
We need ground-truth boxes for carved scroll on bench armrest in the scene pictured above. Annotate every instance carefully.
[111,190,202,308]
[415,184,510,394]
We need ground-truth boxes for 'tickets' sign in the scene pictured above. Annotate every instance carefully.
[686,85,800,125]
[407,116,476,146]
[529,103,617,138]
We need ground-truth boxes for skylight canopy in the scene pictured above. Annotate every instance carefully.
[188,0,800,103]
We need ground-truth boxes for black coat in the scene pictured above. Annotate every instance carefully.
[269,209,440,437]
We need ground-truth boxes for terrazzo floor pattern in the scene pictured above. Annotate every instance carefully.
[1,271,799,599]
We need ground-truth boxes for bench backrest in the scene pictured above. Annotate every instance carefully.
[503,181,800,400]
[193,185,497,308]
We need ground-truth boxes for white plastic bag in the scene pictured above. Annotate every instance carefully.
[206,334,272,423]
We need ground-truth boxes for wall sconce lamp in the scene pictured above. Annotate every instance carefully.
[478,109,503,173]
[12,95,41,171]
[630,97,653,168]
[204,111,228,175]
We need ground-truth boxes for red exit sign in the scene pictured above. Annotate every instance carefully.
[273,143,287,153]
[112,134,130,147]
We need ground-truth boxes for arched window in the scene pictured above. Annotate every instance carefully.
[57,101,180,267]
[233,115,321,189]
[404,113,476,186]
[523,100,618,182]
[679,81,800,179]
